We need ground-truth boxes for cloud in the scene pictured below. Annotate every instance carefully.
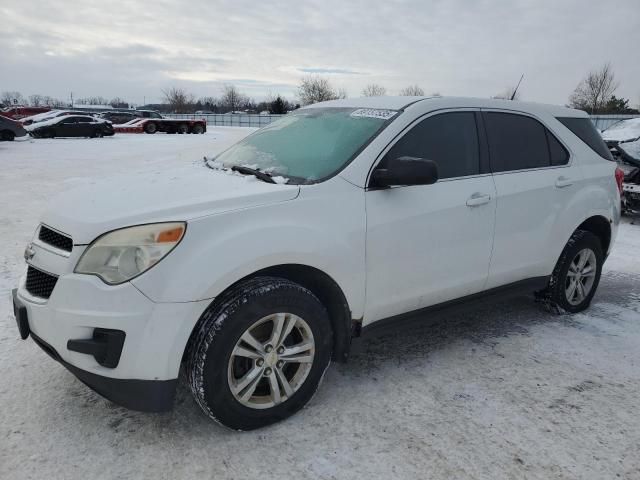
[297,68,366,75]
[0,0,639,105]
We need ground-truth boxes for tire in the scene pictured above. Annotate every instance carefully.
[91,129,103,138]
[177,123,188,134]
[539,230,603,313]
[0,130,15,141]
[187,276,333,430]
[144,122,157,134]
[192,124,204,134]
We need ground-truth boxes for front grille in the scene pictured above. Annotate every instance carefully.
[38,225,73,252]
[25,266,58,299]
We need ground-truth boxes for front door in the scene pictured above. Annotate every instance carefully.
[364,110,497,324]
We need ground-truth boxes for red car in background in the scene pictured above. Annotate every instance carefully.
[1,106,51,120]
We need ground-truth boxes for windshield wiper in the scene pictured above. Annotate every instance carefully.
[231,165,276,184]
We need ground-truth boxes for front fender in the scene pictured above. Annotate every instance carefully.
[132,178,366,318]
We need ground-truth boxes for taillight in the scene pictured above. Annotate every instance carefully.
[615,167,624,195]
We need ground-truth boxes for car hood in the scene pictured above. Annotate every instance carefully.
[41,166,300,244]
[602,119,640,142]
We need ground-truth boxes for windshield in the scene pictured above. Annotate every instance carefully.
[214,107,397,183]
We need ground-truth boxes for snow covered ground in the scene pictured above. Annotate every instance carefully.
[1,130,640,479]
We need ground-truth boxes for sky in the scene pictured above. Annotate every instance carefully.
[1,0,639,107]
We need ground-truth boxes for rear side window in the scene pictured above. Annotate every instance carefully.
[556,117,613,161]
[547,131,569,166]
[384,112,480,179]
[484,112,551,172]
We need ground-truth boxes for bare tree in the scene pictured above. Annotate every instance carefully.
[1,91,24,106]
[163,87,195,113]
[362,84,387,97]
[297,76,341,105]
[42,96,65,108]
[110,97,129,108]
[76,96,110,106]
[568,63,619,114]
[399,85,424,96]
[28,94,44,106]
[220,85,248,112]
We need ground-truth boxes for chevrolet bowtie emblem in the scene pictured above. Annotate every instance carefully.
[24,243,36,262]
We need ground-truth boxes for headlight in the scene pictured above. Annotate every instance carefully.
[75,222,186,284]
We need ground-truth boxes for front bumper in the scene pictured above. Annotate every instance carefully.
[25,316,177,412]
[13,268,210,411]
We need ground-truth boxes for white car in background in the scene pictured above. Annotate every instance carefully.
[20,110,77,126]
[602,117,640,150]
[13,96,621,430]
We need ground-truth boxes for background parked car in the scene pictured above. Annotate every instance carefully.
[27,115,114,138]
[601,118,640,153]
[100,109,163,125]
[99,111,139,124]
[21,110,79,126]
[0,115,27,141]
[1,106,51,120]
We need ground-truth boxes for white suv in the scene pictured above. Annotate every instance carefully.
[13,97,621,430]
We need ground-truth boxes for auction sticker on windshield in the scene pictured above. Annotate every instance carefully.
[350,109,398,120]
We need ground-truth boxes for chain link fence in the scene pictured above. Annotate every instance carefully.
[164,113,284,128]
[589,114,640,131]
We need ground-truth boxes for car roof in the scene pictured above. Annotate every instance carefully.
[304,96,587,118]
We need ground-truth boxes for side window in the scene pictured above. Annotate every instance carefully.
[484,112,550,172]
[61,117,77,124]
[556,117,613,161]
[384,112,480,179]
[547,130,569,166]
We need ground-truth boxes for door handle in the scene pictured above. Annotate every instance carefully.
[466,193,491,207]
[555,176,573,188]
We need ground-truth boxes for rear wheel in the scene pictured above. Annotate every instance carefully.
[192,124,204,134]
[538,230,603,313]
[177,123,189,134]
[187,277,333,430]
[144,122,157,134]
[0,130,15,141]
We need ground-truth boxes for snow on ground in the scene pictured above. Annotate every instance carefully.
[1,131,640,480]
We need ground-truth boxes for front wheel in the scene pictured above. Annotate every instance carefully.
[539,230,603,313]
[144,122,157,134]
[187,277,333,430]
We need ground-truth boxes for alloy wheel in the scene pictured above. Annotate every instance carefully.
[565,248,597,305]
[227,313,315,409]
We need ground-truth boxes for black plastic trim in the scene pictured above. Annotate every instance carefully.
[359,276,549,339]
[67,328,125,368]
[30,332,176,412]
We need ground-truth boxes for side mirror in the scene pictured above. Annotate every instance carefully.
[371,156,439,188]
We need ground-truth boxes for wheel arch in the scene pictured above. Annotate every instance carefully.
[183,263,354,365]
[576,215,612,254]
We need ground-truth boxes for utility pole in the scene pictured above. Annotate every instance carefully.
[70,92,74,108]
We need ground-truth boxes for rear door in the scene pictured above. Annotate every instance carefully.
[76,116,95,136]
[56,116,78,136]
[483,110,581,288]
[364,110,497,323]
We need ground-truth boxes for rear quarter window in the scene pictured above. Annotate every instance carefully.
[556,117,613,161]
